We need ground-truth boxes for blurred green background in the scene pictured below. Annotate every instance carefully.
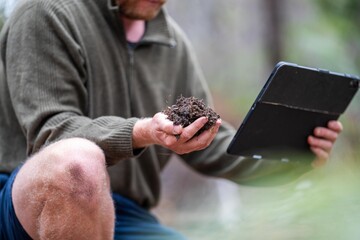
[162,1,360,239]
[1,0,359,239]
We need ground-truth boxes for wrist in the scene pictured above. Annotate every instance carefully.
[132,118,153,149]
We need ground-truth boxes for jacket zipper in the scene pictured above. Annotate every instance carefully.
[127,45,135,116]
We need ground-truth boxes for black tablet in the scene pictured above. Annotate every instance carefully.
[226,62,359,162]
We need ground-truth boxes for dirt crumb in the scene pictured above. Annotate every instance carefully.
[163,96,220,136]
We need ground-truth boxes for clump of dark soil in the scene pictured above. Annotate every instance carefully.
[163,96,220,136]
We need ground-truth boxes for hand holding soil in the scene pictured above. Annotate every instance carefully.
[163,96,220,136]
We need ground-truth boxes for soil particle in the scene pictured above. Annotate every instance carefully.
[163,96,220,136]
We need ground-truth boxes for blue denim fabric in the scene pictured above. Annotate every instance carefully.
[0,167,32,240]
[113,193,186,240]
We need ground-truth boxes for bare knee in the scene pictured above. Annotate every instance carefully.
[13,138,113,239]
[29,138,108,202]
[44,137,106,170]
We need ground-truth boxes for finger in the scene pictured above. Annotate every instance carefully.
[155,113,183,135]
[207,119,222,137]
[173,119,222,154]
[193,120,221,147]
[310,147,328,168]
[308,136,333,152]
[178,117,208,142]
[313,127,339,143]
[328,120,343,133]
[162,133,181,146]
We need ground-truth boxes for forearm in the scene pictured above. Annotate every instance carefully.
[30,112,140,165]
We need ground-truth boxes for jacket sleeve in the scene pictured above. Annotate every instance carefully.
[181,121,312,186]
[3,1,140,165]
[172,21,312,186]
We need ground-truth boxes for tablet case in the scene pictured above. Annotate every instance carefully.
[226,62,359,161]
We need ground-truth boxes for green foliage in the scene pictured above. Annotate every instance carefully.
[314,0,360,67]
[0,2,5,30]
[315,0,360,28]
[313,0,360,165]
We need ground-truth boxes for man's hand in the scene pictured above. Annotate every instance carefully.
[308,120,343,168]
[132,113,221,154]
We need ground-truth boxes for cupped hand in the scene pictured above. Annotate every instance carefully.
[133,113,221,154]
[307,120,343,168]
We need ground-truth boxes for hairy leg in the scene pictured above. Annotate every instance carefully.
[12,138,115,240]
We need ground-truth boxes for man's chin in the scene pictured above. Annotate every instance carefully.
[122,11,160,21]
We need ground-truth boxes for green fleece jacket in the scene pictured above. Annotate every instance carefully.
[0,0,310,208]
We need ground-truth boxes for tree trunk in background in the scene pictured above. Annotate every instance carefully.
[263,0,283,66]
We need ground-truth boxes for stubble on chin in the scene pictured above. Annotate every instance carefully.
[116,0,164,21]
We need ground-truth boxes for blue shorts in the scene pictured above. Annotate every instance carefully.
[113,193,186,240]
[0,167,186,240]
[0,167,32,240]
